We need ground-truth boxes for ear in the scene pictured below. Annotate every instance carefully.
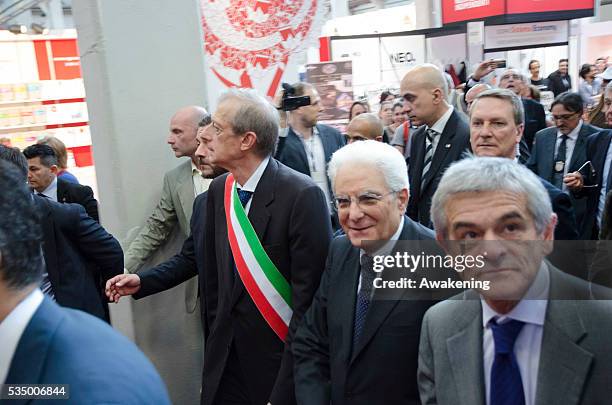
[541,213,557,256]
[49,165,59,175]
[240,131,258,152]
[397,188,409,211]
[432,88,444,105]
[375,136,383,142]
[516,123,525,144]
[435,232,450,253]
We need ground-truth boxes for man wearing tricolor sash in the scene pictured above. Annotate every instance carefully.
[200,89,332,405]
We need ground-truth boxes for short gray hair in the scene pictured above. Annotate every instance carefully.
[328,140,408,192]
[470,88,525,126]
[606,81,612,94]
[431,156,553,237]
[218,89,280,157]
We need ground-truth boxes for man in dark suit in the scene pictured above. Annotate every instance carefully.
[469,88,578,241]
[23,144,99,221]
[0,145,123,321]
[548,58,573,97]
[275,82,345,227]
[527,92,600,236]
[402,64,471,228]
[0,160,170,403]
[419,157,612,405]
[293,140,438,404]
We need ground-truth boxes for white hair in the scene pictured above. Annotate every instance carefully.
[431,156,553,237]
[328,140,409,192]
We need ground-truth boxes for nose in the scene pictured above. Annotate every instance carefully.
[167,134,175,144]
[347,200,365,222]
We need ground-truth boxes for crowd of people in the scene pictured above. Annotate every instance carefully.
[2,56,612,405]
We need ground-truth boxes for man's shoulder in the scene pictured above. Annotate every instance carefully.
[165,159,193,179]
[422,295,480,333]
[535,126,557,141]
[57,177,92,195]
[316,123,341,136]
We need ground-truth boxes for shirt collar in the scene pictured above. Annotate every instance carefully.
[236,156,270,193]
[191,160,202,176]
[557,120,582,141]
[0,288,44,384]
[41,176,58,201]
[481,261,549,328]
[360,216,405,258]
[429,106,454,135]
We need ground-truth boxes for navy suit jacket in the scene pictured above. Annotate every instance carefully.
[5,296,170,404]
[135,192,208,334]
[407,110,471,228]
[293,217,440,405]
[34,196,123,321]
[276,124,345,203]
[56,177,99,222]
[521,98,547,151]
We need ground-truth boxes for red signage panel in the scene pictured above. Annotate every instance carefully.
[507,0,594,14]
[442,0,506,24]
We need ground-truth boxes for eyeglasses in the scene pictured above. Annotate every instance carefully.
[552,112,580,122]
[334,190,397,210]
[500,74,522,81]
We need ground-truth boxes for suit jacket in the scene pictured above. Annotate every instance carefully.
[547,71,573,97]
[56,177,99,222]
[34,196,124,321]
[528,123,599,233]
[293,217,437,405]
[577,130,612,239]
[134,192,208,328]
[418,264,612,405]
[275,123,345,205]
[202,158,332,405]
[5,296,170,404]
[538,178,579,241]
[407,110,471,228]
[522,98,547,151]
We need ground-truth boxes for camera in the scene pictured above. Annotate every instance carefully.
[279,83,311,111]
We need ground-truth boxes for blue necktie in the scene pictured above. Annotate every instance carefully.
[237,188,252,208]
[352,254,376,353]
[490,318,526,405]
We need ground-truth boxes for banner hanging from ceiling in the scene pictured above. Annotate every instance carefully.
[200,0,329,108]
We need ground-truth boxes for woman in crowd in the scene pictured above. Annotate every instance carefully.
[37,136,79,184]
[384,102,406,143]
[378,101,394,143]
[348,100,370,121]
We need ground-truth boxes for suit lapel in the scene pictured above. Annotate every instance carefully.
[176,163,196,226]
[39,200,60,289]
[536,269,592,405]
[593,134,612,183]
[56,178,68,203]
[337,245,360,365]
[409,127,427,197]
[287,128,310,174]
[446,300,486,405]
[421,111,458,195]
[541,132,556,182]
[316,125,332,163]
[230,159,275,306]
[568,130,588,173]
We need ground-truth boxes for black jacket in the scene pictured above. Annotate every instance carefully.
[57,177,99,222]
[547,70,572,97]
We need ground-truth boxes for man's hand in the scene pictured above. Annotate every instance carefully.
[564,171,583,191]
[105,274,141,303]
[472,60,498,81]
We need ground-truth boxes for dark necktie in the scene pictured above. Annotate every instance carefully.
[421,128,436,189]
[490,318,526,405]
[352,254,376,353]
[37,192,48,198]
[237,189,253,208]
[552,135,568,189]
[606,159,612,194]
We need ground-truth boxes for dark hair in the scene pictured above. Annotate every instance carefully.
[37,136,68,169]
[0,160,43,290]
[392,101,403,111]
[579,63,594,79]
[198,114,212,127]
[559,58,568,65]
[23,144,59,167]
[528,60,539,71]
[379,91,394,105]
[0,145,28,182]
[528,85,541,102]
[348,101,370,121]
[550,92,584,115]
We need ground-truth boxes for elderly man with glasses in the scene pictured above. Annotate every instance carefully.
[293,140,439,405]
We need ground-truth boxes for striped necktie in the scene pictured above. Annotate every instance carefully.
[421,128,437,187]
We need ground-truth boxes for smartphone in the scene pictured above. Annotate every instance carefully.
[493,59,507,69]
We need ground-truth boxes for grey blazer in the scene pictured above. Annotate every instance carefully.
[418,263,612,405]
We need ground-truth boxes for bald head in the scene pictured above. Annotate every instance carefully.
[465,83,492,109]
[346,113,383,143]
[167,105,208,159]
[400,64,450,127]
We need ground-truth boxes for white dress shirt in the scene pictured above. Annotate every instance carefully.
[555,121,582,191]
[191,161,211,197]
[295,126,332,213]
[427,106,454,155]
[40,176,58,201]
[236,156,270,215]
[0,288,44,384]
[358,216,405,295]
[598,141,612,226]
[482,262,549,405]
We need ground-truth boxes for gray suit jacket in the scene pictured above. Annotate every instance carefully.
[418,263,612,405]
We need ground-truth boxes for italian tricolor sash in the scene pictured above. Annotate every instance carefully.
[224,174,293,341]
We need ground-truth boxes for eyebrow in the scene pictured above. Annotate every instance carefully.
[451,211,526,231]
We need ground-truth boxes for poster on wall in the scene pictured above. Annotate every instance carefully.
[484,20,568,51]
[441,0,505,24]
[330,37,380,99]
[200,0,329,109]
[306,61,353,123]
[379,36,426,86]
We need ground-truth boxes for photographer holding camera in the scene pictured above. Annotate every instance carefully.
[275,82,345,229]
